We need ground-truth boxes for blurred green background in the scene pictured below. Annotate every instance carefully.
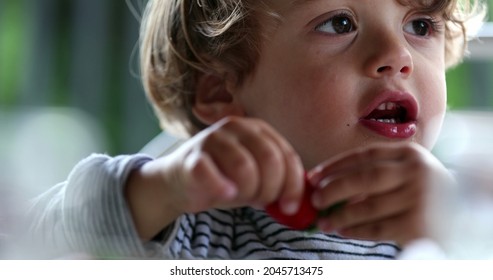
[0,0,159,156]
[0,0,492,155]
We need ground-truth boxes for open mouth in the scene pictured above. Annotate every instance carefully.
[363,101,412,124]
[359,94,418,139]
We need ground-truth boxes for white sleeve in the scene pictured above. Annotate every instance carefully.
[23,153,169,259]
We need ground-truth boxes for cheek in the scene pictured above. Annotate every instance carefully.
[419,72,447,149]
[265,82,356,166]
[241,57,332,119]
[267,71,350,127]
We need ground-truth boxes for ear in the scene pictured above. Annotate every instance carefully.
[192,72,246,125]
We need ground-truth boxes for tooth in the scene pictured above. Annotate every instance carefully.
[386,102,396,110]
[376,118,398,124]
[377,103,386,111]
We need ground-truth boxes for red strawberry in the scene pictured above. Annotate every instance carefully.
[265,173,318,230]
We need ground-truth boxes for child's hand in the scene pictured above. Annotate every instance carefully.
[307,142,453,246]
[126,116,304,239]
[149,116,304,217]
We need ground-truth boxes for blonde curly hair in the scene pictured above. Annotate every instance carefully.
[140,0,486,137]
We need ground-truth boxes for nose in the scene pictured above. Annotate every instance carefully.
[363,32,414,79]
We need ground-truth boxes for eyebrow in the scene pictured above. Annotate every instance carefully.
[291,0,319,6]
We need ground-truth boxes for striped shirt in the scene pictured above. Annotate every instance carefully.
[26,154,400,259]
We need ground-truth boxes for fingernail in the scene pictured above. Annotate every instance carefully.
[222,182,237,199]
[306,172,318,187]
[281,200,299,215]
[319,176,333,188]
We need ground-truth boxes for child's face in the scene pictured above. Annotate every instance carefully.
[232,0,447,169]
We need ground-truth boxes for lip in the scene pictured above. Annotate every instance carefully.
[359,91,418,139]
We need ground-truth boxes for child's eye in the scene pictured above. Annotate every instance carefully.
[316,13,356,34]
[403,18,441,37]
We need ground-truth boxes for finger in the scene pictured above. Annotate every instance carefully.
[254,120,305,214]
[308,143,419,187]
[335,210,423,246]
[183,151,238,211]
[317,184,419,232]
[202,129,259,201]
[238,132,286,203]
[311,160,413,209]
